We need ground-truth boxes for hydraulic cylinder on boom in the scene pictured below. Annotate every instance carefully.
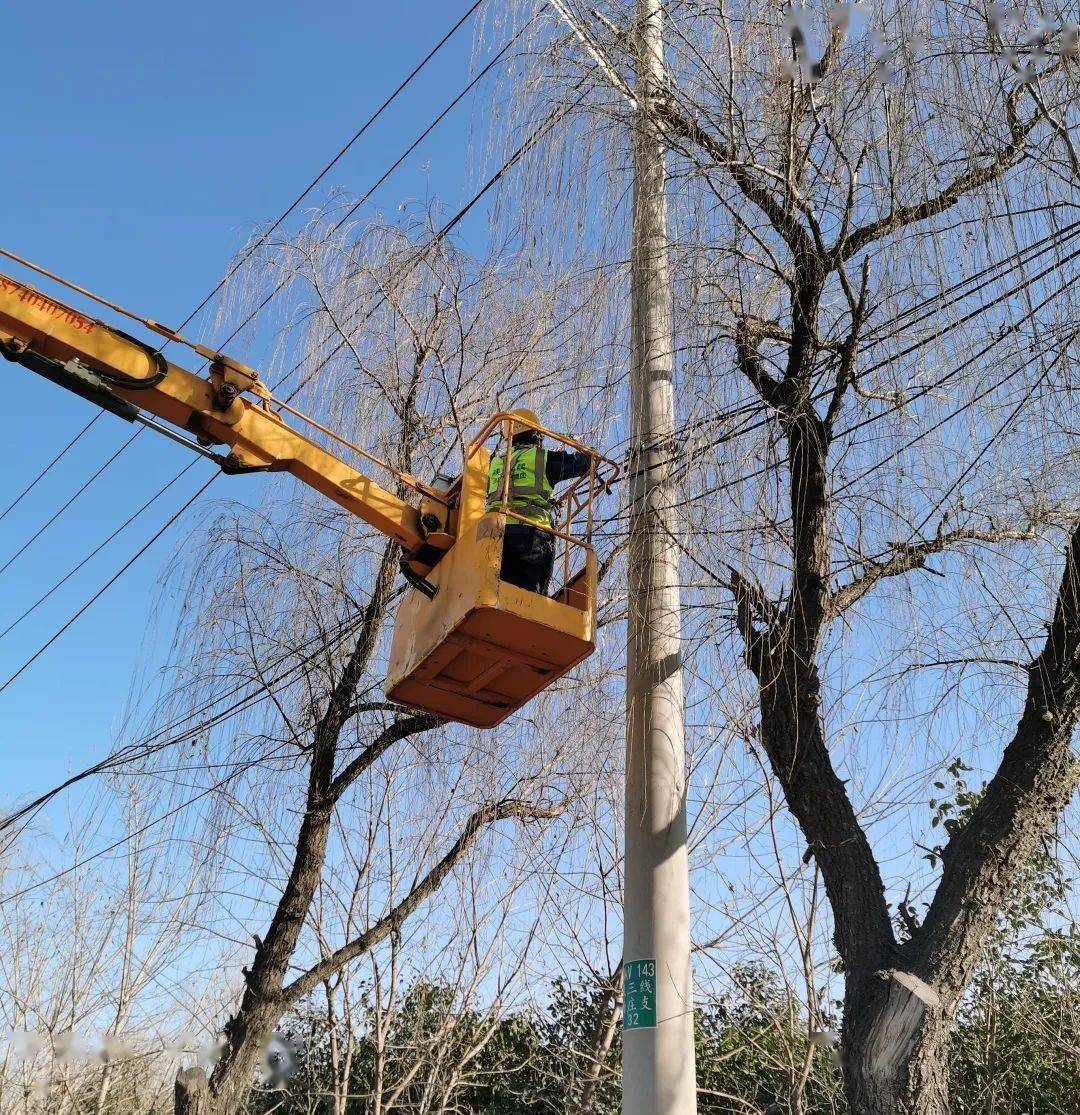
[0,257,617,728]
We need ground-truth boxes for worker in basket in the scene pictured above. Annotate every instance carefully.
[486,409,591,595]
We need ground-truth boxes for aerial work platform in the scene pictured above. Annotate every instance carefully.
[386,415,611,728]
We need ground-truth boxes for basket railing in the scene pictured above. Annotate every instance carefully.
[467,412,619,594]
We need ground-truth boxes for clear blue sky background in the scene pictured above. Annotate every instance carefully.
[1,1,490,807]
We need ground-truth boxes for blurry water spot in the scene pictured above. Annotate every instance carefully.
[1062,24,1079,59]
[869,30,899,84]
[783,3,873,83]
[988,4,1022,35]
[829,2,870,39]
[197,1037,226,1074]
[53,1031,85,1063]
[98,1034,134,1062]
[783,5,824,84]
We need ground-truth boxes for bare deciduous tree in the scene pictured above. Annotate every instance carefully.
[494,1,1079,1109]
[166,213,611,1115]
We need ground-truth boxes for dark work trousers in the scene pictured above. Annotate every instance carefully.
[500,524,556,595]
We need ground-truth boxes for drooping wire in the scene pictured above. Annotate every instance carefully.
[0,427,142,578]
[0,461,202,645]
[200,12,540,381]
[0,11,534,690]
[0,472,217,696]
[172,0,490,336]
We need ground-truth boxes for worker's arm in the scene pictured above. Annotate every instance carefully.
[545,448,592,486]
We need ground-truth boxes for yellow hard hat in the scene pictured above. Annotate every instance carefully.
[508,408,541,436]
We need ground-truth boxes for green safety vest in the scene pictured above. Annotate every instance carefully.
[486,445,553,526]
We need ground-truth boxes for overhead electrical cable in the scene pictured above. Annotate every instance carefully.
[0,15,534,689]
[0,413,104,526]
[589,257,1079,552]
[0,462,203,645]
[0,744,295,902]
[0,473,217,697]
[0,427,142,578]
[206,13,540,377]
[274,82,594,403]
[0,607,378,839]
[171,0,491,334]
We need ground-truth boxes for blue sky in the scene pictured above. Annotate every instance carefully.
[1,1,491,807]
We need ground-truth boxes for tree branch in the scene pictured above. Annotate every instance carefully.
[656,97,816,257]
[837,93,1037,260]
[912,523,1080,1001]
[282,798,567,1002]
[734,318,785,408]
[828,526,1047,619]
[329,713,440,800]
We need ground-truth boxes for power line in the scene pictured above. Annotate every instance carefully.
[205,13,539,383]
[0,607,374,839]
[0,473,217,696]
[172,0,490,335]
[274,81,593,404]
[0,0,487,561]
[602,228,1080,515]
[0,744,289,903]
[0,412,104,526]
[591,249,1079,547]
[0,427,142,579]
[0,461,202,645]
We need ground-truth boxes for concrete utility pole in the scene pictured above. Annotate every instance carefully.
[622,1,697,1113]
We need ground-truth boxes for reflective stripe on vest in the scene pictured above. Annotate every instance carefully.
[486,446,553,525]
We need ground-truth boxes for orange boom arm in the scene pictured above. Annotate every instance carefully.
[0,269,452,578]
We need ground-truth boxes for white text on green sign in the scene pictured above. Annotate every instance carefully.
[623,959,657,1030]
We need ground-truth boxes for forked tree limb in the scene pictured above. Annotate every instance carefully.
[283,798,567,1001]
[827,526,1053,619]
[910,522,1080,1002]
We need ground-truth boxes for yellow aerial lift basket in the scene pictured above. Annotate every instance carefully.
[386,413,616,729]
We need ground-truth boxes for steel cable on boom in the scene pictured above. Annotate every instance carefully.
[6,255,1072,859]
[0,8,539,522]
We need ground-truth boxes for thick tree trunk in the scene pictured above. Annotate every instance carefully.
[842,973,951,1115]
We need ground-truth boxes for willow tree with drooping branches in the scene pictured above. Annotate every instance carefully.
[150,208,628,1115]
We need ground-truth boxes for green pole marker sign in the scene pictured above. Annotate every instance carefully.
[622,959,658,1031]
